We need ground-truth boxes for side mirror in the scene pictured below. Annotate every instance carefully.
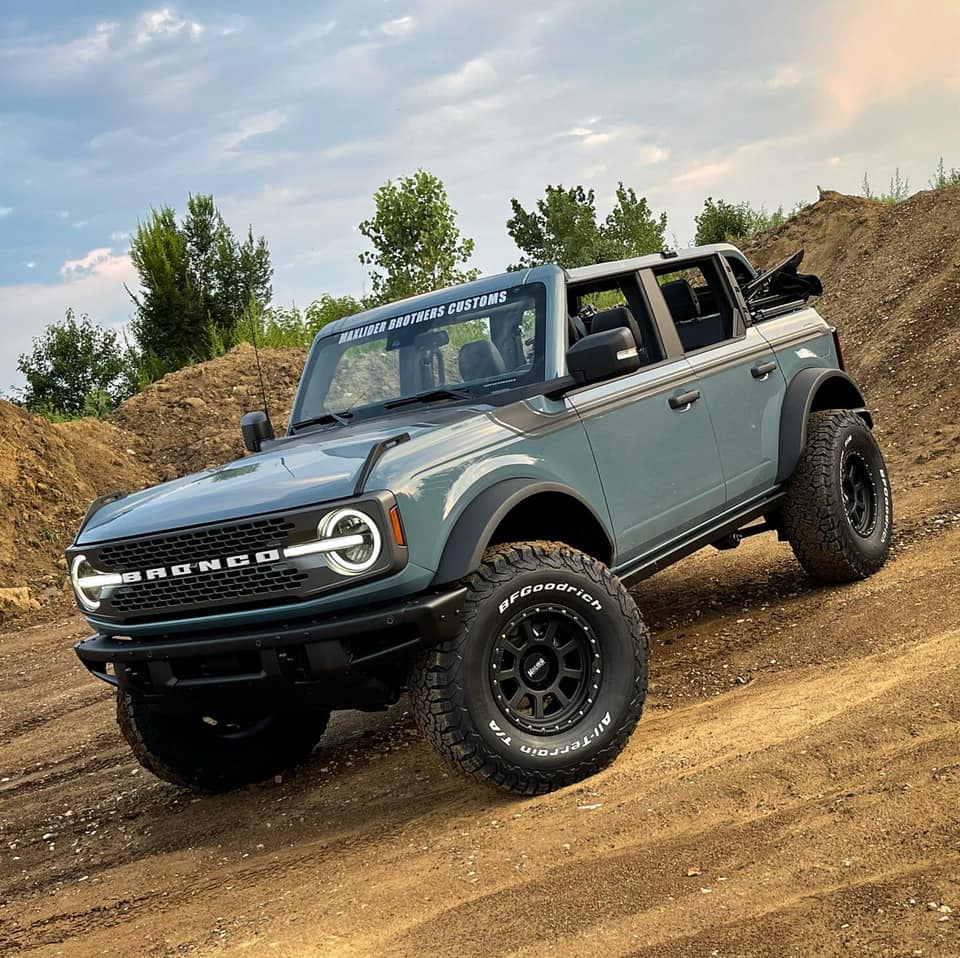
[565,327,643,386]
[241,410,274,453]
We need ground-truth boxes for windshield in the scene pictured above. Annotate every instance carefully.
[293,283,547,425]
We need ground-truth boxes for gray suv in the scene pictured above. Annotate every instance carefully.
[68,244,893,795]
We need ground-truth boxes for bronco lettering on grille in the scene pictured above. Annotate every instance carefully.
[118,549,282,584]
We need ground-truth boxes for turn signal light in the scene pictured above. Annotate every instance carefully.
[389,505,406,546]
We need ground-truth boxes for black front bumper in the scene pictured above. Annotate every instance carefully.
[75,587,467,710]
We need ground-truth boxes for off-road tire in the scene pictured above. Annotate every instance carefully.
[117,693,330,793]
[782,410,893,582]
[409,541,648,795]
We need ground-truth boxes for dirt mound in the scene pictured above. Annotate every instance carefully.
[0,401,154,621]
[108,343,306,482]
[743,186,960,486]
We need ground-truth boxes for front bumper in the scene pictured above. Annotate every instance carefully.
[75,586,466,711]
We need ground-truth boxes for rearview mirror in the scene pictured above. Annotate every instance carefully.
[565,327,643,386]
[241,410,274,453]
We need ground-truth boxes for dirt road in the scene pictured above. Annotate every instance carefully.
[2,480,959,957]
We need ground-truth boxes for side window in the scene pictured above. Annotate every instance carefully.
[567,274,663,366]
[654,258,735,353]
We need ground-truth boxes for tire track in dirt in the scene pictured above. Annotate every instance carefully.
[1,525,958,957]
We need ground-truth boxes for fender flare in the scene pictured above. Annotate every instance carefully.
[431,478,614,586]
[777,368,872,483]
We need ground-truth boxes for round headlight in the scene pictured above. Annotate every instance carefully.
[318,508,382,576]
[71,554,107,611]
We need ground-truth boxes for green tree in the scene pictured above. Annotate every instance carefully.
[507,185,602,269]
[16,309,135,418]
[506,182,667,268]
[694,197,790,245]
[358,170,478,305]
[599,184,669,261]
[128,194,272,375]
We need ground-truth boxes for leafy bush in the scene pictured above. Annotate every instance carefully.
[930,158,960,190]
[694,198,800,245]
[861,168,910,205]
[15,309,138,419]
[242,294,363,350]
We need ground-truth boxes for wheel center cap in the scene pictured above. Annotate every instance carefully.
[520,647,557,690]
[526,655,548,680]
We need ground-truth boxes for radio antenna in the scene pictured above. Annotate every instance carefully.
[247,299,272,426]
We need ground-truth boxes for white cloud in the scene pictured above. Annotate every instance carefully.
[0,207,12,218]
[581,132,612,150]
[25,262,35,270]
[64,20,119,66]
[60,247,116,278]
[827,156,841,167]
[768,65,802,90]
[421,57,497,100]
[136,8,204,45]
[379,16,415,38]
[59,211,70,219]
[671,160,735,186]
[110,230,131,242]
[216,110,286,152]
[637,144,670,165]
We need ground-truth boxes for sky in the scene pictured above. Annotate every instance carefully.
[1,0,959,393]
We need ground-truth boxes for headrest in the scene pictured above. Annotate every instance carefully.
[591,306,643,347]
[660,279,701,323]
[458,339,507,381]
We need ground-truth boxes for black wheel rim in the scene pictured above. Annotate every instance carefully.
[200,714,273,741]
[490,604,602,736]
[841,452,878,537]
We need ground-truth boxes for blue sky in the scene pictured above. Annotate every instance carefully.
[1,0,959,392]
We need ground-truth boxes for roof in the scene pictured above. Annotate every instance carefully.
[565,243,748,283]
[316,263,565,341]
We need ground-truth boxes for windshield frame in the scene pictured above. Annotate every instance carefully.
[289,281,550,430]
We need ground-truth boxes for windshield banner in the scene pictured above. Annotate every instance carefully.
[336,289,512,345]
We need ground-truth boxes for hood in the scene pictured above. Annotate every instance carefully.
[77,406,483,544]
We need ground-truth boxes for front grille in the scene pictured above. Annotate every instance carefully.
[111,565,310,614]
[98,516,297,569]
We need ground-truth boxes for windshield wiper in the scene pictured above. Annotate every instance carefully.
[290,409,354,431]
[383,387,474,410]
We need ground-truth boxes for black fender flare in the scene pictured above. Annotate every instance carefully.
[431,478,614,586]
[777,368,872,483]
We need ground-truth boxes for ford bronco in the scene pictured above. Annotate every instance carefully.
[69,244,893,795]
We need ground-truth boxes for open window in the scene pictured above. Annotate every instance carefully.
[566,273,663,367]
[652,257,736,353]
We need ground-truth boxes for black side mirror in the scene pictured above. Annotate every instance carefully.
[565,327,643,386]
[241,410,274,453]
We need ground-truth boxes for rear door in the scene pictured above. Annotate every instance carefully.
[646,256,786,506]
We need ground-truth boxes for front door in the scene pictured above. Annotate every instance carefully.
[569,358,726,564]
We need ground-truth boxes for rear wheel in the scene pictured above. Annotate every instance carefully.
[409,541,648,795]
[117,693,329,792]
[781,410,893,582]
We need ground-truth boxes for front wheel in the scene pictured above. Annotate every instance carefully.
[409,542,648,795]
[117,693,330,792]
[781,410,893,582]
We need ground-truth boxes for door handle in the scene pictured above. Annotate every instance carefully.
[751,361,777,379]
[669,389,701,410]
